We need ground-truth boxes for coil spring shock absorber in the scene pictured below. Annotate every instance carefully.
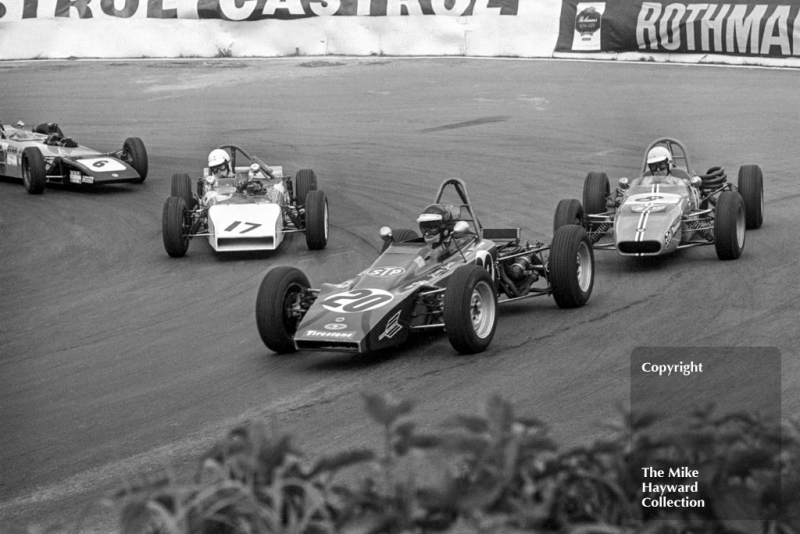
[283,205,304,229]
[589,222,613,244]
[190,210,206,234]
[686,220,713,241]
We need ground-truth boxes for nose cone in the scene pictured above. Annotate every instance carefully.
[615,193,684,256]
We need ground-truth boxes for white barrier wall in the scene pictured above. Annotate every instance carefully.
[0,1,562,60]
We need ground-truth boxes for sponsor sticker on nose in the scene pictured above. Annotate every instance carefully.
[368,266,406,277]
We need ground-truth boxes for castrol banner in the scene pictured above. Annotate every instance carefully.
[0,0,562,59]
[556,0,800,58]
[1,0,519,21]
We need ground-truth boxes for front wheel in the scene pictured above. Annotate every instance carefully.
[294,169,318,207]
[443,264,498,354]
[304,190,328,250]
[162,196,190,257]
[737,165,763,230]
[22,147,47,194]
[123,137,148,183]
[171,173,196,210]
[553,198,584,233]
[714,191,745,260]
[582,172,610,221]
[548,224,594,308]
[255,266,311,354]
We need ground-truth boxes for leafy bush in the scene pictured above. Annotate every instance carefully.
[110,394,799,534]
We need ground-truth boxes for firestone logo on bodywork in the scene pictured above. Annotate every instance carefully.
[303,330,356,339]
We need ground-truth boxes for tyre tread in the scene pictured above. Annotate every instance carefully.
[549,224,594,308]
[255,266,310,354]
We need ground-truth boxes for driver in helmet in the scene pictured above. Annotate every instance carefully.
[416,204,459,249]
[208,148,232,179]
[640,146,683,186]
[646,146,673,176]
[201,149,233,208]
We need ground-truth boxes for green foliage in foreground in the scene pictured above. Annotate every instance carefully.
[104,395,800,534]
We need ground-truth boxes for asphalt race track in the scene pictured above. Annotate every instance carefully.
[1,58,798,533]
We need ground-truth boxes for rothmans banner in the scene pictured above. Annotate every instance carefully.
[1,0,518,20]
[556,0,800,57]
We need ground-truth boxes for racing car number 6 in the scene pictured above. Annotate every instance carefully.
[322,289,394,313]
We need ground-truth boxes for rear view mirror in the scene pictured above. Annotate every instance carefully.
[452,220,470,236]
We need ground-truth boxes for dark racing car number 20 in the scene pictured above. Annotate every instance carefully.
[322,289,394,313]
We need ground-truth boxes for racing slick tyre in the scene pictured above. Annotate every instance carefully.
[737,165,764,230]
[714,191,746,261]
[553,199,584,233]
[548,224,594,309]
[304,190,329,250]
[171,173,196,210]
[21,147,46,194]
[381,228,420,253]
[582,172,610,228]
[295,169,318,207]
[443,264,498,354]
[255,266,311,354]
[162,196,190,257]
[123,137,148,183]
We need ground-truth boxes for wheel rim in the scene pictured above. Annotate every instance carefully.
[736,203,745,246]
[282,283,304,334]
[182,209,192,246]
[122,144,132,165]
[323,201,329,240]
[575,241,593,292]
[22,159,30,188]
[470,280,496,339]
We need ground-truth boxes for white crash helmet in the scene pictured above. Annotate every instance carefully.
[208,149,231,174]
[646,146,673,173]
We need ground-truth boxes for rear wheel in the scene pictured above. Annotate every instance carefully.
[162,196,190,257]
[737,165,763,230]
[304,190,328,250]
[381,228,420,252]
[582,172,609,228]
[295,169,317,206]
[714,191,745,260]
[443,264,498,354]
[22,147,46,194]
[123,137,148,183]
[553,199,584,233]
[255,266,311,354]
[548,224,594,308]
[171,173,196,210]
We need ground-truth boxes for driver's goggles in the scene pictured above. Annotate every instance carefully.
[649,161,669,172]
[210,163,227,174]
[419,221,443,236]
